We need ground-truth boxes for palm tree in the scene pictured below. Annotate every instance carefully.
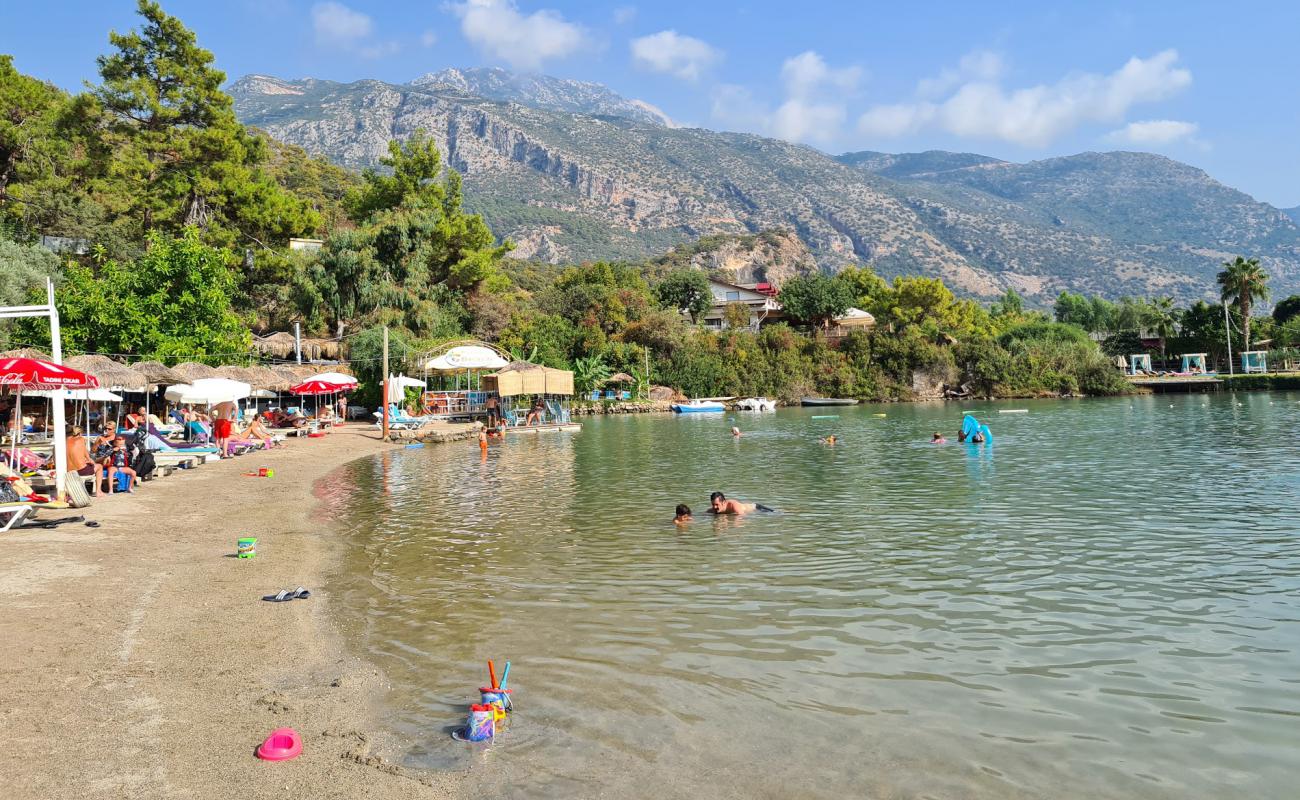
[1150,296,1178,364]
[1218,257,1270,350]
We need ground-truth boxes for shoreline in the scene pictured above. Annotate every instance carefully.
[0,425,461,799]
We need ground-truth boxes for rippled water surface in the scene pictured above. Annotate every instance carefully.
[323,394,1300,799]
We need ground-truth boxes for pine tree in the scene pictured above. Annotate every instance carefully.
[89,0,316,245]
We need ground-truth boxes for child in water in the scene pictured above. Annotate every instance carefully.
[674,504,693,524]
[731,426,741,437]
[931,432,946,443]
[819,435,837,445]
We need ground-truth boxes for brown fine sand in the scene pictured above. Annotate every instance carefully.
[0,426,462,799]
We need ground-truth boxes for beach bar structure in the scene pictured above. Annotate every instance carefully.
[481,362,579,433]
[1240,351,1268,374]
[1128,354,1153,376]
[416,342,511,417]
[1180,353,1209,374]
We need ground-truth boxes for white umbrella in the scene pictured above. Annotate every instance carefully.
[385,373,427,404]
[424,346,509,371]
[308,371,358,386]
[165,378,251,405]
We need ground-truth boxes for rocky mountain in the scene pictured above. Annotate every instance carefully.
[1285,206,1300,226]
[230,71,1300,302]
[409,67,672,127]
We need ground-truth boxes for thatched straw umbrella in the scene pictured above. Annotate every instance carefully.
[0,347,51,359]
[242,365,290,391]
[605,372,634,384]
[251,332,298,360]
[172,361,221,381]
[64,354,148,391]
[131,360,185,387]
[213,365,253,382]
[62,355,146,433]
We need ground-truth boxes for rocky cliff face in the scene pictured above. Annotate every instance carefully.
[230,72,1300,302]
[653,230,818,286]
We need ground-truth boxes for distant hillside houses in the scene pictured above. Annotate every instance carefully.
[701,278,875,338]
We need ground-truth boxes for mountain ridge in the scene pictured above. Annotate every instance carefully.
[229,70,1300,302]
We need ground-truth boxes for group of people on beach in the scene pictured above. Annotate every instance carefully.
[54,400,325,497]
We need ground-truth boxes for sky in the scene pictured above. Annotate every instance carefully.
[5,1,1299,207]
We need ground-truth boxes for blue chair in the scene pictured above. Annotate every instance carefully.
[589,390,601,401]
[604,390,616,400]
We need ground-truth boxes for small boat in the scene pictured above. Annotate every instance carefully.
[671,399,726,413]
[801,397,859,407]
[735,397,776,412]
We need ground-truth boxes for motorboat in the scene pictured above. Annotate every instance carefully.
[800,397,859,406]
[735,397,777,412]
[671,399,726,413]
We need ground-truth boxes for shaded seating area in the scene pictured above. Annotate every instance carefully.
[481,362,575,430]
[1240,351,1268,374]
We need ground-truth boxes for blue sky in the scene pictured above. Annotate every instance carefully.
[6,1,1298,206]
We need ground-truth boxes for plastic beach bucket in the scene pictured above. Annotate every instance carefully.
[465,704,495,741]
[237,537,257,558]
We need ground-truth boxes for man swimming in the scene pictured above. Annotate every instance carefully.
[708,492,776,514]
[674,504,693,523]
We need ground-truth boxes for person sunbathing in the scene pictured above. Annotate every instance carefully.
[241,417,279,448]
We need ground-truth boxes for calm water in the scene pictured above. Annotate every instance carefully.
[320,394,1300,799]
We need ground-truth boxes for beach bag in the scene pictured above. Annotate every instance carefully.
[133,448,156,480]
[0,480,21,504]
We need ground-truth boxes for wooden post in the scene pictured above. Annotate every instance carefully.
[381,325,390,441]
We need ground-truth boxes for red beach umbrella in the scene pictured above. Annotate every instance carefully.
[0,357,99,468]
[0,357,100,391]
[289,379,349,420]
[289,379,345,396]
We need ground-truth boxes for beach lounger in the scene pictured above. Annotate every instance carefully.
[0,502,35,533]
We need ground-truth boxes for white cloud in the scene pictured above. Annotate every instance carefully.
[613,5,636,25]
[420,29,438,48]
[771,99,846,143]
[916,50,1004,98]
[312,2,372,46]
[630,30,721,81]
[711,51,862,145]
[448,0,585,71]
[780,51,862,98]
[311,2,399,58]
[858,49,1192,147]
[1106,119,1198,144]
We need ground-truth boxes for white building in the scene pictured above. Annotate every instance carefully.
[699,279,784,330]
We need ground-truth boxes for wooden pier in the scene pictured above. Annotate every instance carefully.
[1127,375,1223,393]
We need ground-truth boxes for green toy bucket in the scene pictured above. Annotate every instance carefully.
[237,537,257,558]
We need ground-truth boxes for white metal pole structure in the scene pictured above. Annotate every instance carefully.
[381,325,390,441]
[0,279,69,500]
[1223,303,1235,376]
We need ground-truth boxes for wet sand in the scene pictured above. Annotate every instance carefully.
[0,426,461,799]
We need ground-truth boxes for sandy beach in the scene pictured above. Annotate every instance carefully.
[0,426,460,799]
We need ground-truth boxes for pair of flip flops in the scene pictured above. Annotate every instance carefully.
[262,587,311,602]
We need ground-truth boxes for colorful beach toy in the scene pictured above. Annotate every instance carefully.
[255,727,303,761]
[237,537,257,558]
